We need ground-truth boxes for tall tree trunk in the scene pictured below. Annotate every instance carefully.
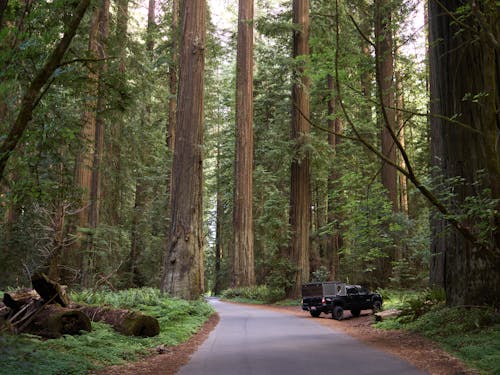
[214,126,224,295]
[429,0,500,307]
[395,70,408,215]
[232,0,255,287]
[326,74,342,280]
[105,0,128,227]
[167,0,179,151]
[288,0,311,298]
[374,0,398,211]
[160,0,206,299]
[72,0,109,286]
[127,0,154,288]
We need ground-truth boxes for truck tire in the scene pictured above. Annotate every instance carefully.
[351,309,361,317]
[372,300,382,312]
[332,306,344,320]
[310,310,321,318]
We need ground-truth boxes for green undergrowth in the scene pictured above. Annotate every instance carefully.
[375,290,499,374]
[220,285,287,304]
[0,288,214,375]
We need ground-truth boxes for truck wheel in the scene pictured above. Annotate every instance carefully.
[351,309,361,317]
[310,310,321,318]
[332,306,344,321]
[372,300,382,312]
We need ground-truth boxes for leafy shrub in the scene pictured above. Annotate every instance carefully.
[311,266,329,282]
[221,285,285,304]
[397,288,445,323]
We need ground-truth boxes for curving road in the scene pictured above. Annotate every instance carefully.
[176,298,426,375]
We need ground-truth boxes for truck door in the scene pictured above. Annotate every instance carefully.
[346,287,359,310]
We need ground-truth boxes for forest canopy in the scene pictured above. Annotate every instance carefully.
[0,0,498,307]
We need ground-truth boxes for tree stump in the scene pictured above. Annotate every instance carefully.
[31,273,69,307]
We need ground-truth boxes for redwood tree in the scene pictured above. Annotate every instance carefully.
[160,0,206,299]
[232,0,255,287]
[288,0,311,297]
[429,0,500,307]
[374,0,398,211]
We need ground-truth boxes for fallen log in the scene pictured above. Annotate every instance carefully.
[2,289,40,311]
[20,304,92,338]
[73,304,160,337]
[374,309,402,322]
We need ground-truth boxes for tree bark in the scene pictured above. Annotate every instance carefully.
[288,0,311,298]
[0,0,91,182]
[374,0,398,211]
[161,0,206,300]
[73,304,159,337]
[71,0,109,287]
[396,70,408,215]
[326,74,342,280]
[429,0,500,307]
[232,0,255,287]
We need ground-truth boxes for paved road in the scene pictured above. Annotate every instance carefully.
[177,298,426,375]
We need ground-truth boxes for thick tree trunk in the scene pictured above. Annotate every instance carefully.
[288,0,311,298]
[161,0,206,299]
[232,0,255,287]
[429,0,500,307]
[71,0,109,287]
[374,0,398,211]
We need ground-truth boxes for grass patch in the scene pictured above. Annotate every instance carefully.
[0,288,214,375]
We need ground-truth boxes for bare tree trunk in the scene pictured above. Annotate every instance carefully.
[127,0,154,288]
[395,70,408,215]
[326,74,342,280]
[288,0,311,298]
[214,128,223,295]
[160,0,206,299]
[232,0,255,287]
[167,0,179,151]
[374,0,398,211]
[72,0,109,287]
[105,0,128,227]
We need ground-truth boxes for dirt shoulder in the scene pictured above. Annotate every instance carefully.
[92,302,477,375]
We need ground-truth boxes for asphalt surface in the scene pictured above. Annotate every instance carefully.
[176,298,427,375]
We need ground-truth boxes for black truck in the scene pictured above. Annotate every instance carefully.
[301,281,382,320]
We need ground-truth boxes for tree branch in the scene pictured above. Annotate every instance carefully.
[0,0,91,181]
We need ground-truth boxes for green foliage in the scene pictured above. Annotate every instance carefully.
[311,266,329,282]
[221,285,285,304]
[0,288,214,375]
[375,290,500,374]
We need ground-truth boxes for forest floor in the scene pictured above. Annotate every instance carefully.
[92,303,477,375]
